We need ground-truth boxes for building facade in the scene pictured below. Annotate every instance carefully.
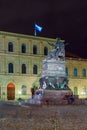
[66,57,87,98]
[0,31,87,100]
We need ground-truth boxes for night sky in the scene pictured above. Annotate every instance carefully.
[0,0,87,58]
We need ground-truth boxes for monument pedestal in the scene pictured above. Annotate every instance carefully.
[39,38,85,105]
[42,59,66,77]
[41,90,72,104]
[40,58,69,90]
[40,90,85,105]
[43,89,72,99]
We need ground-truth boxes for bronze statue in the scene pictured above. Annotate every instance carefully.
[48,38,61,48]
[39,37,69,90]
[46,38,65,60]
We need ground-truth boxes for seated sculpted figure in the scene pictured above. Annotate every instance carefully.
[46,38,65,60]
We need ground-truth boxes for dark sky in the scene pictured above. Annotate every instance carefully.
[0,0,87,58]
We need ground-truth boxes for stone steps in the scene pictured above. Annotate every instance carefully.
[41,98,85,105]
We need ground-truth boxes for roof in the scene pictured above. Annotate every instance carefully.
[66,52,80,58]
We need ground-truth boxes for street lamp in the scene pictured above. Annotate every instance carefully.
[18,91,21,98]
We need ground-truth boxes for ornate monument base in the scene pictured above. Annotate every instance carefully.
[43,89,72,99]
[41,90,72,104]
[39,38,72,104]
[40,76,69,90]
[39,58,69,90]
[40,90,84,105]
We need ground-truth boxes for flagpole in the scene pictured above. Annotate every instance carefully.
[34,23,42,36]
[34,29,36,36]
[34,23,36,36]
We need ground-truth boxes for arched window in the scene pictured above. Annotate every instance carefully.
[74,87,78,95]
[33,65,38,74]
[21,44,26,53]
[74,68,78,77]
[33,45,37,54]
[82,87,87,95]
[8,63,14,73]
[44,47,48,55]
[22,64,26,74]
[66,67,68,76]
[21,85,27,95]
[8,42,13,52]
[82,68,86,77]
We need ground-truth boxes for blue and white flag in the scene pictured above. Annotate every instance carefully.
[35,24,43,32]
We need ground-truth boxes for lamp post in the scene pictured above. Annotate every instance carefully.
[18,91,22,105]
[18,91,21,98]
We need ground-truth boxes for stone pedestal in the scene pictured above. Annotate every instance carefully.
[42,59,66,77]
[40,90,85,105]
[40,58,69,90]
[43,90,72,100]
[39,38,82,105]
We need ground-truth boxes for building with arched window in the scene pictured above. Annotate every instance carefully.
[44,47,48,55]
[8,63,14,73]
[73,68,78,77]
[22,64,26,74]
[33,65,38,74]
[82,68,86,77]
[0,31,87,100]
[8,42,13,52]
[21,44,26,53]
[74,87,78,95]
[33,45,37,54]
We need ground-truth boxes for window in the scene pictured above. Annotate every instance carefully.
[8,42,13,52]
[21,85,27,95]
[21,44,26,53]
[82,87,87,95]
[74,68,78,77]
[8,63,14,73]
[33,65,38,74]
[82,68,86,77]
[66,67,68,76]
[22,64,26,74]
[33,45,37,54]
[74,87,78,95]
[44,47,48,55]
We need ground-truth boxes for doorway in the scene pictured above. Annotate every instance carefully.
[7,83,15,100]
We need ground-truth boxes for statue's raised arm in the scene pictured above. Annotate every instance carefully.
[47,37,61,49]
[46,37,65,60]
[48,41,55,47]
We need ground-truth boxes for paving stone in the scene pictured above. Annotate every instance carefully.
[0,102,87,129]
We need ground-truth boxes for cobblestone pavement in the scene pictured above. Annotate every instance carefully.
[0,102,87,130]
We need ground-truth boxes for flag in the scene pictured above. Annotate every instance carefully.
[35,24,43,32]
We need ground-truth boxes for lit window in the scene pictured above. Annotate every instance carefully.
[81,87,87,95]
[74,87,78,95]
[21,85,27,95]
